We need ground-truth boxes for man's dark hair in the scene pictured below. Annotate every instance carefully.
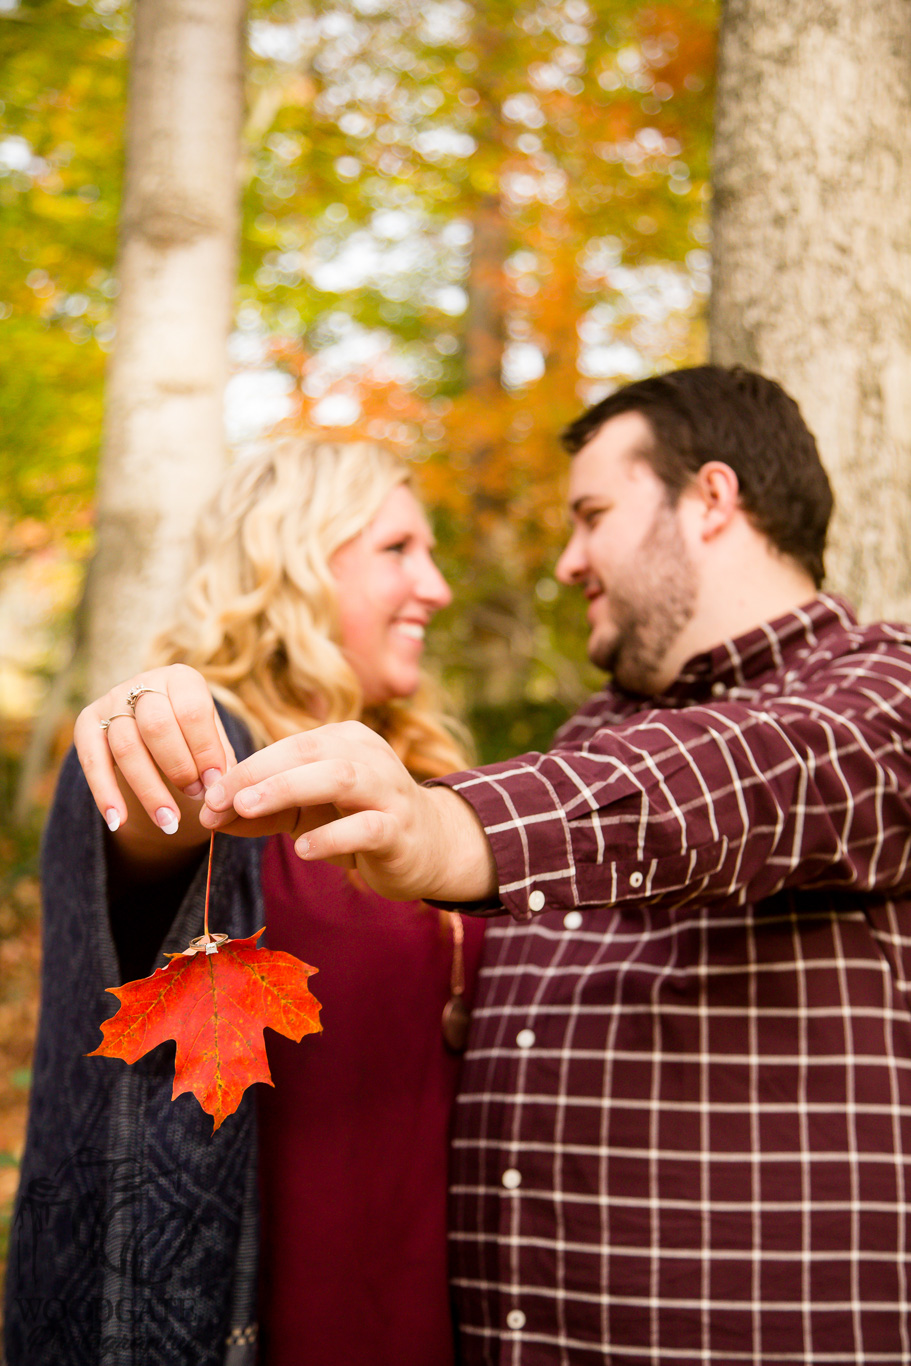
[562,365,834,588]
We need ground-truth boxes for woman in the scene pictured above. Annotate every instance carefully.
[5,437,484,1366]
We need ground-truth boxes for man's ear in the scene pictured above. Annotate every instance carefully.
[691,462,740,541]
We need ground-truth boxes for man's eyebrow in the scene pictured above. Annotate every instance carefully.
[570,494,605,514]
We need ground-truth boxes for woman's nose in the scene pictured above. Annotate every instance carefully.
[416,554,453,610]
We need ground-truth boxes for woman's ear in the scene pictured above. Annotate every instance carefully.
[692,461,740,542]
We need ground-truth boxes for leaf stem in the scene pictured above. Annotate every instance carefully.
[203,832,215,942]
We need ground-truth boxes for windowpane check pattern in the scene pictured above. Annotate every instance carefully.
[440,597,911,1365]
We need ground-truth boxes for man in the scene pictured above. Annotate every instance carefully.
[205,366,911,1362]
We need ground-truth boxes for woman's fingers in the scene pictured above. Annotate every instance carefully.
[75,665,229,832]
[130,668,226,796]
[212,709,237,775]
[102,714,187,833]
[74,706,131,830]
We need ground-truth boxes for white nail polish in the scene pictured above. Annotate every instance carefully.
[105,809,121,832]
[156,807,179,835]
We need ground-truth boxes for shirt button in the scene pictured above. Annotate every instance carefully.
[629,870,644,889]
[528,889,545,912]
[501,1168,522,1189]
[516,1029,536,1049]
[711,680,726,698]
[563,910,583,930]
[506,1310,526,1330]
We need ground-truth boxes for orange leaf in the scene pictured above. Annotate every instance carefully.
[88,928,322,1132]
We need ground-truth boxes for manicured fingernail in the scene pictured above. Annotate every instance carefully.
[183,780,204,797]
[156,807,179,835]
[202,768,221,789]
[206,782,225,806]
[105,808,121,832]
[236,788,261,811]
[295,836,310,858]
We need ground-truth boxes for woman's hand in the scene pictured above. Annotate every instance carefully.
[74,664,235,871]
[200,721,497,903]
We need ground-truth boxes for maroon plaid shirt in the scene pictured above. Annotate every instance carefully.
[438,597,911,1365]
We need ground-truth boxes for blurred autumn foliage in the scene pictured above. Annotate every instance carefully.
[246,0,717,743]
[1,0,716,757]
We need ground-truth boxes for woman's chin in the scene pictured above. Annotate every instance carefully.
[361,670,421,707]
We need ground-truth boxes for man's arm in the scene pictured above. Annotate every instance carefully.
[202,643,911,920]
[429,649,911,920]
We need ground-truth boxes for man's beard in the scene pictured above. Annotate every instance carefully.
[589,500,697,695]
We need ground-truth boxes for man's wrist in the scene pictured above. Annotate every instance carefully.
[423,786,499,903]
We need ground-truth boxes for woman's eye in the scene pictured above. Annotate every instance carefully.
[384,540,408,554]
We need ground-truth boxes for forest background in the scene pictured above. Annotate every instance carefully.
[1,0,910,1291]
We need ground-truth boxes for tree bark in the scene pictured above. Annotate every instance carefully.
[461,193,539,709]
[710,0,911,620]
[85,0,246,696]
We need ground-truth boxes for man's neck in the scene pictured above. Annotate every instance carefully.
[657,540,819,692]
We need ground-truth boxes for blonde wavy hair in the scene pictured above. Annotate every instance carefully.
[150,435,470,781]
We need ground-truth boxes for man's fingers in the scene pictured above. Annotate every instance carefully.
[204,722,380,810]
[203,758,370,828]
[295,809,395,865]
[203,737,310,810]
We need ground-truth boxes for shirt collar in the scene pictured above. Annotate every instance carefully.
[644,594,858,705]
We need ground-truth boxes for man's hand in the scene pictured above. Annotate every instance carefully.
[200,721,498,903]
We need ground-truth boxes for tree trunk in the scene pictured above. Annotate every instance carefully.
[710,0,911,621]
[85,0,246,696]
[460,193,539,709]
[457,13,537,713]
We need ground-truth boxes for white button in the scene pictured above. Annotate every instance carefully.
[629,870,644,889]
[563,910,583,930]
[711,681,726,697]
[501,1167,522,1189]
[516,1029,536,1049]
[506,1310,526,1330]
[528,889,546,911]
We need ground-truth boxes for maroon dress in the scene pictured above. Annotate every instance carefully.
[257,833,485,1366]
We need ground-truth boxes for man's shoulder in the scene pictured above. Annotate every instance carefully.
[553,685,639,747]
[800,609,911,680]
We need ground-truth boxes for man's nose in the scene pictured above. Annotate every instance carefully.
[555,531,587,585]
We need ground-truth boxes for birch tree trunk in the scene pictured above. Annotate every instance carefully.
[85,0,246,696]
[710,0,911,621]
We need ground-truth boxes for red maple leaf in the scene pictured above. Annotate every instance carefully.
[88,927,322,1131]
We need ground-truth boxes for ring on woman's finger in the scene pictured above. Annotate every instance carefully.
[99,712,134,734]
[125,685,166,714]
